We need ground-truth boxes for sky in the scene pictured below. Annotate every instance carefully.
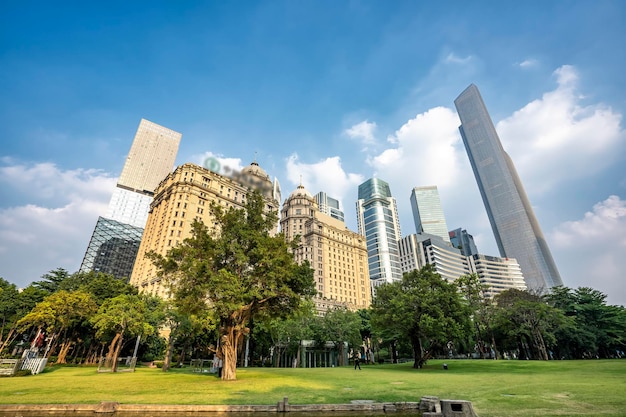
[1,1,625,306]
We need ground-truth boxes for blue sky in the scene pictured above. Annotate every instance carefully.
[1,1,625,305]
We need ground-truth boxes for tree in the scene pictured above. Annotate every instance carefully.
[546,286,626,358]
[0,284,47,355]
[371,264,470,368]
[319,308,362,366]
[90,294,157,372]
[493,289,564,360]
[149,191,316,380]
[33,268,71,294]
[17,290,97,363]
[456,273,498,358]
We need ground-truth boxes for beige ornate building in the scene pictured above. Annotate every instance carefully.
[280,184,372,313]
[129,161,280,297]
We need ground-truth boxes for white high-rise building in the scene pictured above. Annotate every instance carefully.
[356,178,402,289]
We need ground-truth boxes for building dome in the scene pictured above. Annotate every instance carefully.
[239,161,274,198]
[289,183,312,199]
[241,161,270,181]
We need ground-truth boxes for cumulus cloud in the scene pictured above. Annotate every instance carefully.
[0,162,114,288]
[344,120,378,148]
[285,154,364,214]
[496,65,626,194]
[365,106,491,242]
[550,195,626,306]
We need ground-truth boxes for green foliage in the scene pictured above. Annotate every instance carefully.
[17,290,97,334]
[149,191,315,379]
[33,268,71,294]
[371,264,470,368]
[91,294,156,342]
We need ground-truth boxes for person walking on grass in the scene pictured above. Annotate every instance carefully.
[353,352,361,370]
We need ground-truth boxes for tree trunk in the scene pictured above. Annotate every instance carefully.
[220,326,240,380]
[0,326,16,355]
[111,331,125,372]
[411,335,425,368]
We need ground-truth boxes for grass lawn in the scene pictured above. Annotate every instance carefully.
[1,359,625,417]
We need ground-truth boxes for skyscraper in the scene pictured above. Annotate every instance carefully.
[80,119,181,279]
[454,84,562,291]
[449,227,479,257]
[410,185,451,243]
[314,191,345,222]
[356,178,403,288]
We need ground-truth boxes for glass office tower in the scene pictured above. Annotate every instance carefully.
[410,185,451,243]
[454,84,562,291]
[356,178,403,288]
[80,119,182,280]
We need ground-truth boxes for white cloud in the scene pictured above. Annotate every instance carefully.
[0,162,114,288]
[550,195,626,306]
[344,120,378,148]
[285,154,364,214]
[365,106,489,240]
[496,65,625,194]
[444,53,473,65]
[519,59,539,68]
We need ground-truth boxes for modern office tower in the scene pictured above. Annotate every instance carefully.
[454,84,563,291]
[130,161,280,297]
[80,217,144,278]
[281,184,371,313]
[315,192,345,222]
[471,254,526,298]
[410,186,451,243]
[399,233,525,297]
[449,228,479,256]
[80,119,182,279]
[356,178,403,288]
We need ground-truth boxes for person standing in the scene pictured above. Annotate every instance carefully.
[353,352,361,370]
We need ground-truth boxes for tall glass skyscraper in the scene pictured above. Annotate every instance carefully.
[80,119,182,280]
[454,84,562,291]
[410,185,451,243]
[356,178,403,288]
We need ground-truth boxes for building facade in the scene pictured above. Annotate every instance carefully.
[410,186,451,243]
[356,178,403,289]
[282,184,371,313]
[449,227,479,257]
[454,84,563,291]
[79,119,181,279]
[129,161,279,297]
[399,233,525,297]
[314,192,345,222]
[471,254,526,298]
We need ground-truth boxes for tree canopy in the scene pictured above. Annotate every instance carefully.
[371,264,470,368]
[150,191,316,380]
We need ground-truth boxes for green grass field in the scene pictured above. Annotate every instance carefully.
[1,359,625,417]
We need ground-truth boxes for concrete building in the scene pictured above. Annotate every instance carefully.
[410,186,451,243]
[356,178,403,289]
[281,184,371,313]
[80,119,181,279]
[129,161,279,297]
[455,84,562,291]
[399,233,525,297]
